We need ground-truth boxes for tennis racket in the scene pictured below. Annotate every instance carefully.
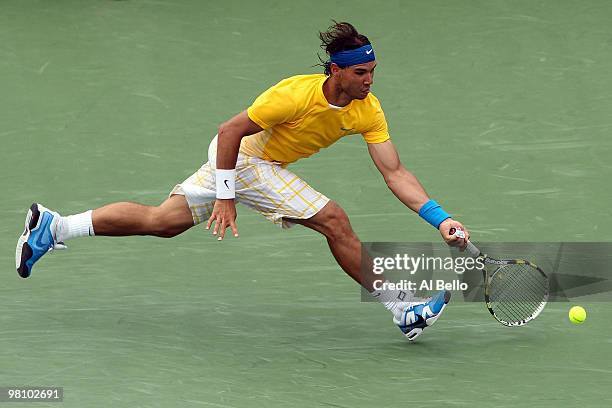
[450,228,549,326]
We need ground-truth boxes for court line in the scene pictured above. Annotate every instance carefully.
[37,61,50,74]
[181,399,238,408]
[131,93,169,109]
[490,174,534,183]
[26,357,99,384]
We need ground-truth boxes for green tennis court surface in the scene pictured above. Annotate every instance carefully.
[2,1,611,406]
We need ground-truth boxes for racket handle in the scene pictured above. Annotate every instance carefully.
[464,241,482,258]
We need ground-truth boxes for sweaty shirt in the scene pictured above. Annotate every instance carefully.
[241,74,390,166]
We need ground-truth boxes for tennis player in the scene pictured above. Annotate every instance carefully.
[16,22,469,341]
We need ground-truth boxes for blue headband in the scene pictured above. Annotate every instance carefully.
[330,44,375,68]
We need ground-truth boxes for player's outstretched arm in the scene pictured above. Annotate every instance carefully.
[207,111,263,240]
[367,140,469,247]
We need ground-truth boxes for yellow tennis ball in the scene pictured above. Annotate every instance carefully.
[569,306,587,324]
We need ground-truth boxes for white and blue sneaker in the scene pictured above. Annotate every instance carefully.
[15,203,66,278]
[394,290,451,341]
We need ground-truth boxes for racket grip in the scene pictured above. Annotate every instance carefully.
[464,241,481,258]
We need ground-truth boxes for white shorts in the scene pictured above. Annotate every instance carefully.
[170,136,330,228]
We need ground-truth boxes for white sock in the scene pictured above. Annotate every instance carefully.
[56,210,94,242]
[370,283,416,320]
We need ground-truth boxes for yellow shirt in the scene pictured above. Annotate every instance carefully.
[241,74,390,166]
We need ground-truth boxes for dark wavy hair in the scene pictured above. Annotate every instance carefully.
[318,21,371,75]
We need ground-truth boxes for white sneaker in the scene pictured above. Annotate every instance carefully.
[16,203,66,278]
[393,290,451,341]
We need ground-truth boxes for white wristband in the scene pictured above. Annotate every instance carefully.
[215,169,236,199]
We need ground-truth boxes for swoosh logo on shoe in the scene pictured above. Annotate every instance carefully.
[32,215,52,251]
[421,305,435,319]
[366,49,373,54]
[406,310,419,325]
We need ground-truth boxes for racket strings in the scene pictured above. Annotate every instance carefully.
[491,269,544,304]
[490,269,546,320]
[490,269,544,311]
[491,262,548,292]
[491,286,539,322]
[494,290,539,322]
[490,279,535,321]
[488,263,548,323]
[491,281,537,322]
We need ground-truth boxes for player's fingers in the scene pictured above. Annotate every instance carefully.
[447,227,459,238]
[454,224,469,248]
[460,232,469,248]
[447,235,459,245]
[218,218,228,241]
[212,215,221,235]
[452,224,466,237]
[229,219,239,238]
[449,233,465,248]
[206,213,216,230]
[448,225,468,249]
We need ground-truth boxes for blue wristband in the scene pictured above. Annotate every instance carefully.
[418,199,451,229]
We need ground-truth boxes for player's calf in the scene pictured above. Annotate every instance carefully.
[15,197,195,277]
[148,204,193,238]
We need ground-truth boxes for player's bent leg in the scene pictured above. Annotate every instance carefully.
[236,158,450,341]
[289,201,451,342]
[287,201,364,285]
[289,201,392,293]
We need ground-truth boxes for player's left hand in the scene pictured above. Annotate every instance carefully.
[439,218,469,250]
[207,199,239,241]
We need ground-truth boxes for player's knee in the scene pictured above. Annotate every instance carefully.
[321,202,354,241]
[217,121,232,138]
[149,207,181,238]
